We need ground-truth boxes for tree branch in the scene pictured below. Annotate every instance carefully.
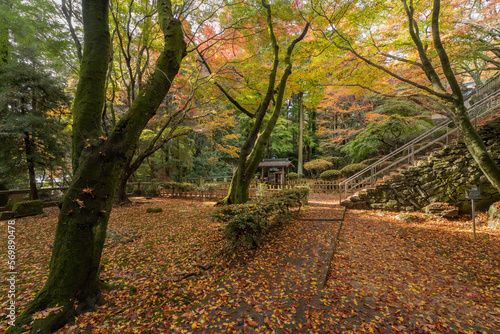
[191,39,254,118]
[431,0,462,101]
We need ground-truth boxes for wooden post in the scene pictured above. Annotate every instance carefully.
[472,198,476,242]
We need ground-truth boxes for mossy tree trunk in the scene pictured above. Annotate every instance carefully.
[428,0,500,192]
[6,0,186,332]
[204,0,309,204]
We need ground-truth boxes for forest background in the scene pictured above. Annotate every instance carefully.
[1,0,498,196]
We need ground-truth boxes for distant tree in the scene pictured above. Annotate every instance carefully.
[196,0,309,204]
[341,99,433,162]
[0,50,70,197]
[0,0,73,195]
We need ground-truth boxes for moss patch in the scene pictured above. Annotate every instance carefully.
[13,200,44,218]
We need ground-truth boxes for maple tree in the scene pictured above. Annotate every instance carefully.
[6,0,186,332]
[194,0,310,204]
[312,0,500,192]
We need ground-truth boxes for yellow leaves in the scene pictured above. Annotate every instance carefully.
[365,112,385,121]
[191,321,201,330]
[31,305,64,321]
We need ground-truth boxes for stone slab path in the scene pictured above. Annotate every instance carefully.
[180,200,345,333]
[174,198,500,333]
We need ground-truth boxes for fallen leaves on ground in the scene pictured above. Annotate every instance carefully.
[323,209,500,333]
[0,196,499,333]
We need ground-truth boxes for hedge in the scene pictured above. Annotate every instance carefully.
[320,169,342,181]
[12,200,44,218]
[339,163,368,178]
[214,187,309,248]
[161,182,196,192]
[303,159,334,178]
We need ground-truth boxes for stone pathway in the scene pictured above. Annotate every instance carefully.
[174,200,500,333]
[179,200,345,333]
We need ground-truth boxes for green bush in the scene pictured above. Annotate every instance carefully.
[214,188,309,248]
[320,169,342,181]
[288,172,298,180]
[340,163,368,178]
[293,186,310,205]
[161,182,196,192]
[303,159,334,178]
[325,156,345,168]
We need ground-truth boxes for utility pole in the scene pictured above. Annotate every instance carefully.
[298,92,304,177]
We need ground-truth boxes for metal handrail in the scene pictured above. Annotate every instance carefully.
[349,101,500,190]
[340,90,500,188]
[339,87,500,201]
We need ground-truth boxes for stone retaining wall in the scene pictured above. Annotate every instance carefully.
[341,118,500,213]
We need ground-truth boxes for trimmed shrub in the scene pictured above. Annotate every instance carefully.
[288,172,299,180]
[325,156,345,168]
[360,157,381,166]
[13,200,44,218]
[214,188,309,248]
[320,169,342,181]
[340,163,368,178]
[304,159,334,178]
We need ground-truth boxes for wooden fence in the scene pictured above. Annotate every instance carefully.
[0,179,341,208]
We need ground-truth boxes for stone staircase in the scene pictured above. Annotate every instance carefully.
[341,117,500,213]
[338,75,500,203]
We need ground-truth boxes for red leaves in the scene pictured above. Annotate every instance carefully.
[4,198,500,333]
[246,318,258,327]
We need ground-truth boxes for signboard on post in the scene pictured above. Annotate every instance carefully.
[466,186,481,199]
[465,186,481,242]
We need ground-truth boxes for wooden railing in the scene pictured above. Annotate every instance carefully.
[0,179,341,207]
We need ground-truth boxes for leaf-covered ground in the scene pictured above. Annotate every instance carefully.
[1,196,499,333]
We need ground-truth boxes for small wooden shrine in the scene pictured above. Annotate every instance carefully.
[258,158,295,185]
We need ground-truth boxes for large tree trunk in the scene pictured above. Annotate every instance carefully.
[24,132,39,200]
[6,0,186,332]
[453,103,500,191]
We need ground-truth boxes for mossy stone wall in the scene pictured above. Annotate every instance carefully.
[342,118,500,213]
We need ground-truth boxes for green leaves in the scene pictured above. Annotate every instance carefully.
[0,55,71,186]
[214,187,309,248]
